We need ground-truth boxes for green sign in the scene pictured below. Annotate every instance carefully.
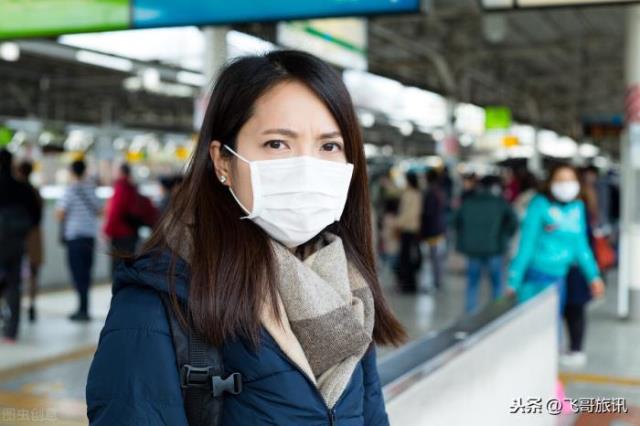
[0,0,129,39]
[485,106,512,130]
[0,126,13,146]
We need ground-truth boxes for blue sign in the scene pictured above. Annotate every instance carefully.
[133,0,421,28]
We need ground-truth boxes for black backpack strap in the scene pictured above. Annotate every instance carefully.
[158,292,242,426]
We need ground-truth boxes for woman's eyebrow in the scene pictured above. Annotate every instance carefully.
[318,131,342,139]
[261,128,298,137]
[261,129,342,139]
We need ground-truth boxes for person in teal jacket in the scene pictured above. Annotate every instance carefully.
[507,164,605,309]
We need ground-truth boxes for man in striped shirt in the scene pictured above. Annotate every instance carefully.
[56,160,102,321]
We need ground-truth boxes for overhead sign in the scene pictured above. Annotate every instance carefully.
[484,106,512,130]
[482,0,639,8]
[0,0,422,40]
[0,1,129,39]
[278,18,368,70]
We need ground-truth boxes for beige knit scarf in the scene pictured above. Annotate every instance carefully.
[263,233,375,408]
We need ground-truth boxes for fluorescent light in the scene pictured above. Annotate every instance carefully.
[76,50,134,72]
[142,68,161,90]
[358,111,375,128]
[176,71,207,86]
[579,143,600,158]
[0,42,20,61]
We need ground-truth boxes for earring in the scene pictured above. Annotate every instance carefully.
[219,175,227,184]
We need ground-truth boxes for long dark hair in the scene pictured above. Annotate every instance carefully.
[141,50,406,348]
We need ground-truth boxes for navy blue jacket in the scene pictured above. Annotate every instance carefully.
[86,252,390,425]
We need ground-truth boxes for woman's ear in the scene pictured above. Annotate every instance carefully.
[209,141,232,186]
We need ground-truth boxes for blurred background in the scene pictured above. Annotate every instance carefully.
[0,0,639,425]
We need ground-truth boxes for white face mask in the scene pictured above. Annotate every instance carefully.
[551,181,580,203]
[224,145,354,248]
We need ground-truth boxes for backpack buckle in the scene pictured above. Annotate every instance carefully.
[180,365,212,389]
[212,372,243,397]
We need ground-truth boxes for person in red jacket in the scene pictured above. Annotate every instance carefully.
[103,164,140,276]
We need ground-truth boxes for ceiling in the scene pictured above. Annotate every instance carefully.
[366,0,626,136]
[0,1,629,153]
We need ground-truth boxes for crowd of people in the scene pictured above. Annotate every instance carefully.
[372,162,618,366]
[0,148,184,343]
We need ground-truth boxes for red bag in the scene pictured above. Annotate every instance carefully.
[594,235,616,271]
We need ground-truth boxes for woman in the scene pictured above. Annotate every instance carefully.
[86,50,406,425]
[507,164,605,309]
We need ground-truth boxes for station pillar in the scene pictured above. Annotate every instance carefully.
[620,4,640,320]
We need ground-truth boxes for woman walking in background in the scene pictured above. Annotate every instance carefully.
[507,164,605,340]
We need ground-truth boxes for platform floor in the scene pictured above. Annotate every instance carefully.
[0,262,638,425]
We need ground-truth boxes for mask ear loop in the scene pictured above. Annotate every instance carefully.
[223,144,253,219]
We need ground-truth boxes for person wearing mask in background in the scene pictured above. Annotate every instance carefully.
[420,169,447,291]
[0,149,40,342]
[506,165,605,324]
[87,51,405,425]
[396,171,423,293]
[56,160,102,322]
[16,160,44,322]
[454,176,518,313]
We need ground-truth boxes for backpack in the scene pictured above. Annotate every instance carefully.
[0,204,32,262]
[158,293,243,426]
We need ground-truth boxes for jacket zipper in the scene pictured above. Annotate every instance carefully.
[276,349,340,425]
[329,407,337,426]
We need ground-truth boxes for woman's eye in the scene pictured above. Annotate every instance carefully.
[264,140,286,150]
[322,142,343,152]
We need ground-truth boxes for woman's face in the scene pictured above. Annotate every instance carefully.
[210,80,347,213]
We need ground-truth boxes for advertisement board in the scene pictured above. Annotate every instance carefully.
[0,0,421,39]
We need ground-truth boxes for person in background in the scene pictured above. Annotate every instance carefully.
[0,149,40,342]
[440,166,454,212]
[16,160,44,322]
[103,164,140,275]
[380,198,400,274]
[454,176,518,313]
[513,171,539,219]
[420,169,447,291]
[507,164,605,332]
[56,160,101,321]
[461,173,478,202]
[503,168,521,204]
[395,172,423,293]
[583,165,611,228]
[158,175,178,215]
[510,171,539,260]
